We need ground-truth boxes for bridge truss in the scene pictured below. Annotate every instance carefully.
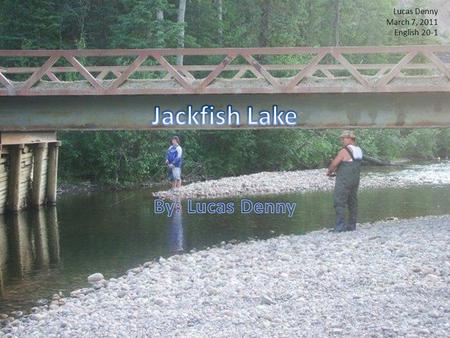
[0,45,449,96]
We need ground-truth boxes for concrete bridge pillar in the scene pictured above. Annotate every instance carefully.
[0,132,60,213]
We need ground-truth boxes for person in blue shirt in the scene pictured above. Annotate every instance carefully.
[165,136,183,189]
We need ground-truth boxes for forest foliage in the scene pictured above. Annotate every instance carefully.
[0,0,447,185]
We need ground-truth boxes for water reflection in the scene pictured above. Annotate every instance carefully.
[0,208,60,305]
[168,199,184,254]
[9,212,33,278]
[3,182,450,314]
[33,210,50,268]
[46,207,60,265]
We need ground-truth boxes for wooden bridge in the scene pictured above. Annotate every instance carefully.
[1,44,450,131]
[1,45,450,96]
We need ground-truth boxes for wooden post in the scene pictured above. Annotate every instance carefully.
[46,142,60,205]
[0,145,4,214]
[7,144,24,212]
[0,215,7,297]
[32,143,45,206]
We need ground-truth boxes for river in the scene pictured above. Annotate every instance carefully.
[1,162,450,314]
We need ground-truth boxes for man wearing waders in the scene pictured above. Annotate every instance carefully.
[326,130,363,232]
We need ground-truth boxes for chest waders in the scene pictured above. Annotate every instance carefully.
[333,147,362,231]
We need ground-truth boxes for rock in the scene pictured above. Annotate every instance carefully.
[87,273,105,284]
[206,287,219,296]
[421,266,435,275]
[330,328,343,334]
[79,288,94,295]
[429,310,440,318]
[10,311,23,318]
[29,313,46,321]
[424,274,440,283]
[153,298,168,306]
[129,267,143,274]
[93,282,105,290]
[35,298,49,306]
[260,295,276,305]
[70,290,82,298]
[385,216,398,221]
[417,328,430,335]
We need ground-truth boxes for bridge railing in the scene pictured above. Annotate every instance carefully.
[0,45,449,95]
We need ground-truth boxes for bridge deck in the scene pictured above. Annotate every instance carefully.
[0,45,449,95]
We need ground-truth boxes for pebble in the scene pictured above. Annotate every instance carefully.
[10,311,22,318]
[117,291,126,298]
[260,295,276,305]
[1,216,449,337]
[35,299,48,306]
[87,273,105,284]
[429,310,440,318]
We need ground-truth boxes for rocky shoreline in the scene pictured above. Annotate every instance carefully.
[153,162,450,200]
[1,215,449,337]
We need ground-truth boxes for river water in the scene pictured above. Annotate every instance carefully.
[1,163,450,314]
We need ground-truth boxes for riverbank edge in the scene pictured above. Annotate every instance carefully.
[57,159,417,197]
[152,165,443,200]
[1,213,449,336]
[57,173,206,196]
[56,179,167,196]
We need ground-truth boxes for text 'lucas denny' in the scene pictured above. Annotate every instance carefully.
[154,199,297,218]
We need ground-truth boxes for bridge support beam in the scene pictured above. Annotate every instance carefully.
[0,132,59,214]
[46,142,59,205]
[7,145,23,212]
[31,143,45,206]
[1,93,450,129]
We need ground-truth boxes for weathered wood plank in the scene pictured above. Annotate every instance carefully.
[7,145,22,211]
[47,142,59,205]
[19,55,60,92]
[0,183,8,193]
[32,144,45,206]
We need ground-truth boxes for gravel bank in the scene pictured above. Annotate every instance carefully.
[154,162,450,200]
[1,215,449,337]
